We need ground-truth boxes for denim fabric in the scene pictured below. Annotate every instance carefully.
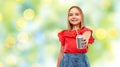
[60,53,90,67]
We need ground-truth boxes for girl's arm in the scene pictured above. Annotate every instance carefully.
[82,31,91,47]
[56,45,64,67]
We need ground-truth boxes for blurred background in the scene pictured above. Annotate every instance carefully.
[0,0,120,67]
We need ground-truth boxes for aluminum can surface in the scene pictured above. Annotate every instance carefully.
[76,35,84,49]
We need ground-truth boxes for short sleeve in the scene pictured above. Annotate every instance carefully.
[58,30,65,46]
[88,30,95,44]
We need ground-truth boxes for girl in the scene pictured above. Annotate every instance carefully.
[56,6,95,67]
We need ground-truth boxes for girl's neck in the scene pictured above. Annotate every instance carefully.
[72,25,80,30]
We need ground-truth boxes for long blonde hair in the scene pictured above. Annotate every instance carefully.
[67,6,85,31]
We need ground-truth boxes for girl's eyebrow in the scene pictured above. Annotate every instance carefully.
[69,12,80,14]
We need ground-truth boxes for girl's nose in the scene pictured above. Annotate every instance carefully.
[72,15,76,19]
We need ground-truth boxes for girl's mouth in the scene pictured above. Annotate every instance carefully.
[71,19,78,22]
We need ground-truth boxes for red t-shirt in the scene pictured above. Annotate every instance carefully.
[58,27,94,53]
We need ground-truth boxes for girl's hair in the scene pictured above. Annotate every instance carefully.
[67,6,85,31]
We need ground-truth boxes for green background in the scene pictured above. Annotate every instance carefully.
[0,0,120,67]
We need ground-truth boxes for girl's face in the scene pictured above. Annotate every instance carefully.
[68,8,81,26]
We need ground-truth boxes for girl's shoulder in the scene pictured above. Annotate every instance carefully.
[58,29,68,36]
[58,29,68,34]
[84,27,93,32]
[58,29,76,37]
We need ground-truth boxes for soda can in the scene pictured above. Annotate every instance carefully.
[76,35,84,49]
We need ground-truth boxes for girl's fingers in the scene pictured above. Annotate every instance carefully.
[82,39,86,41]
[81,40,88,48]
[82,42,86,45]
[81,40,86,45]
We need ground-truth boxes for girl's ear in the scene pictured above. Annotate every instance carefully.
[82,31,91,43]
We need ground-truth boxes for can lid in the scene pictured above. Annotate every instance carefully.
[76,35,83,38]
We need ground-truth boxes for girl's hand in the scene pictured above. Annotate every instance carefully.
[81,39,88,48]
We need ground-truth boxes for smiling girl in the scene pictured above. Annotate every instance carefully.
[56,6,95,67]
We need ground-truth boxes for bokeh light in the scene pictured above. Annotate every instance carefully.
[23,9,35,20]
[6,55,18,66]
[0,62,3,67]
[108,28,118,39]
[0,13,2,22]
[16,18,26,30]
[5,35,16,48]
[95,28,106,40]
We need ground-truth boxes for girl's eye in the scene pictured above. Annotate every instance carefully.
[69,13,73,16]
[75,13,79,16]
